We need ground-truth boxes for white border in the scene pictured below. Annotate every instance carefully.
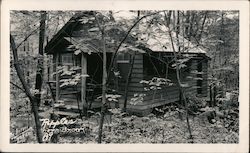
[1,0,249,152]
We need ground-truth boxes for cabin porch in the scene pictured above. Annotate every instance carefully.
[46,52,115,117]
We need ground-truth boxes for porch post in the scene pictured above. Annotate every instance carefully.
[81,53,87,111]
[55,53,59,103]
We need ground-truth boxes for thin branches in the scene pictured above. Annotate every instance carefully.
[10,81,25,93]
[107,11,161,81]
[10,34,43,143]
[94,12,107,144]
[164,11,193,140]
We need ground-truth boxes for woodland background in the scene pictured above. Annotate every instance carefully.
[9,10,239,143]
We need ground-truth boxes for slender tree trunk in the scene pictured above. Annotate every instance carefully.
[189,12,195,39]
[123,11,141,111]
[10,35,43,143]
[170,34,193,140]
[98,34,107,143]
[209,84,213,107]
[123,52,136,112]
[176,11,180,52]
[213,85,217,106]
[81,53,88,116]
[107,12,160,82]
[184,11,190,39]
[96,11,161,143]
[94,13,107,144]
[164,11,193,140]
[34,11,46,108]
[197,11,208,43]
[218,11,224,73]
[55,53,59,103]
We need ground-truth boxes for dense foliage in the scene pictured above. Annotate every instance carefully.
[10,10,239,144]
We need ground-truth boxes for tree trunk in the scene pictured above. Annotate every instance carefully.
[106,12,160,83]
[123,52,136,112]
[209,84,213,107]
[95,13,107,144]
[213,85,217,106]
[164,11,193,140]
[34,11,46,108]
[81,53,88,116]
[197,11,208,43]
[10,34,43,143]
[123,11,141,112]
[55,53,60,103]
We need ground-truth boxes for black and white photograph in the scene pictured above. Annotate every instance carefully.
[1,0,249,152]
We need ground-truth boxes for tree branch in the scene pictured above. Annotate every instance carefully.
[10,34,43,143]
[10,81,25,93]
[10,35,35,100]
[107,11,161,81]
[163,11,193,140]
[94,11,107,144]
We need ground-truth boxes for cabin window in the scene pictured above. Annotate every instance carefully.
[62,53,73,65]
[61,53,74,70]
[117,52,130,63]
[117,52,130,81]
[143,54,168,80]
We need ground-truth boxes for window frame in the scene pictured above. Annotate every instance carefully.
[116,52,130,64]
[61,53,74,66]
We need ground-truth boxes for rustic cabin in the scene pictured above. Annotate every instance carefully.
[45,11,210,116]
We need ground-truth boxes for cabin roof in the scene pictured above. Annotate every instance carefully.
[63,37,146,55]
[143,25,206,54]
[146,35,206,54]
[45,11,207,55]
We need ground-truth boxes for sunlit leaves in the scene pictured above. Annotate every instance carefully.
[55,66,89,87]
[140,77,173,91]
[74,50,82,55]
[180,83,189,88]
[108,108,123,115]
[97,94,121,102]
[119,43,145,53]
[129,93,145,105]
[172,58,190,69]
[190,70,204,75]
[88,27,99,32]
[79,17,89,24]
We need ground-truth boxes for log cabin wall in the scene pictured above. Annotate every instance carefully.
[184,58,208,97]
[202,59,208,97]
[184,59,199,96]
[126,53,209,115]
[126,53,181,113]
[127,53,144,99]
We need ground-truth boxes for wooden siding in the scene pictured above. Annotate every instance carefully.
[126,56,209,114]
[50,47,209,115]
[201,60,208,96]
[184,59,199,96]
[127,53,144,97]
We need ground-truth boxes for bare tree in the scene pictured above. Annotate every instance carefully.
[10,34,43,143]
[94,12,108,144]
[35,11,47,108]
[164,11,193,140]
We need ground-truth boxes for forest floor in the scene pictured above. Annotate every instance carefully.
[10,106,239,144]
